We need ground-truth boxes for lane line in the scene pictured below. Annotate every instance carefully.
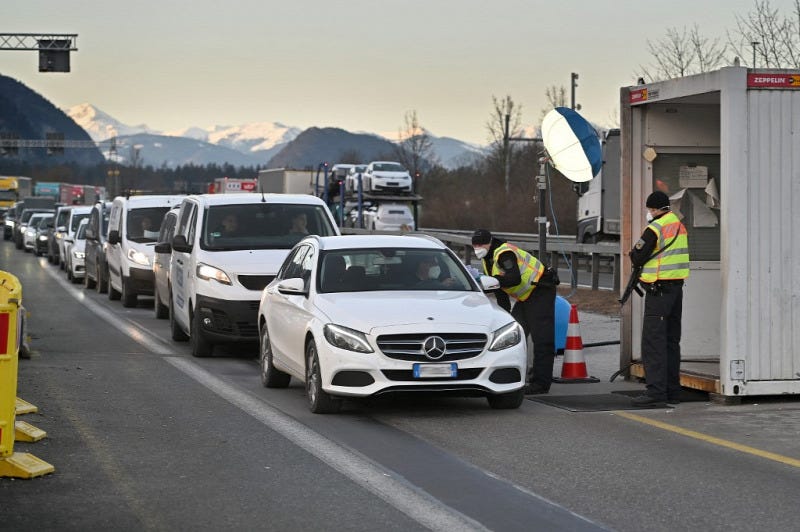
[165,357,487,532]
[44,263,484,530]
[44,257,597,530]
[43,263,176,355]
[616,411,800,469]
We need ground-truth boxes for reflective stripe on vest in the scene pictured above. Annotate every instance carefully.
[640,211,690,283]
[484,243,544,302]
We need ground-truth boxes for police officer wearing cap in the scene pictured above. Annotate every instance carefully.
[472,229,558,394]
[628,191,690,407]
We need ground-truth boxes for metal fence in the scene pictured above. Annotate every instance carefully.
[341,227,621,291]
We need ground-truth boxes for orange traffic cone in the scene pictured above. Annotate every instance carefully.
[553,305,599,383]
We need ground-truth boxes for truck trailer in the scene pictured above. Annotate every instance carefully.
[576,129,620,243]
[257,169,313,195]
[0,176,33,209]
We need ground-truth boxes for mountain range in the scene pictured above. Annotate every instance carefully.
[66,103,485,170]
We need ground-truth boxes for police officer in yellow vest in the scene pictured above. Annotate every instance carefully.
[628,191,690,407]
[472,229,558,394]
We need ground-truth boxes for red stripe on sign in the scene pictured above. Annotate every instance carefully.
[0,313,9,355]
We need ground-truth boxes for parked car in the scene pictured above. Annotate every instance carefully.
[362,161,413,194]
[362,203,415,231]
[152,205,180,319]
[14,208,54,250]
[344,164,368,194]
[24,213,53,253]
[329,164,354,195]
[105,195,184,307]
[83,201,112,293]
[46,205,72,265]
[257,234,526,413]
[57,206,92,270]
[3,204,17,240]
[165,193,340,357]
[65,219,89,283]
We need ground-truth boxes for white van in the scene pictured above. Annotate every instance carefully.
[166,193,340,357]
[106,195,185,307]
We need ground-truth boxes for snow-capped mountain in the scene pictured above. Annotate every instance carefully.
[68,104,299,154]
[66,103,485,169]
[164,122,301,154]
[68,103,158,140]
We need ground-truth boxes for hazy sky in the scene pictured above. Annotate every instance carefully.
[2,0,789,145]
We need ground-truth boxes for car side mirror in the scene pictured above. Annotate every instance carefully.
[57,225,67,233]
[276,277,307,295]
[85,227,95,240]
[154,242,172,254]
[171,235,192,253]
[479,275,500,291]
[108,230,120,245]
[64,236,74,244]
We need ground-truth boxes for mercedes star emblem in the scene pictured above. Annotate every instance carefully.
[422,336,446,360]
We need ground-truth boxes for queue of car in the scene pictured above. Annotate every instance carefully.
[8,191,527,413]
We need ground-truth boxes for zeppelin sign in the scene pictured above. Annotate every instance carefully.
[747,73,800,88]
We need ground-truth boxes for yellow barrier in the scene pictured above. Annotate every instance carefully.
[0,271,53,478]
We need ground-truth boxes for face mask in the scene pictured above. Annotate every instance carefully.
[428,266,441,279]
[474,247,488,259]
[645,212,654,223]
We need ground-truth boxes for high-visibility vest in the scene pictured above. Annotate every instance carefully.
[639,211,690,283]
[482,242,544,302]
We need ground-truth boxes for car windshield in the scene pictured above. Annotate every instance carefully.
[126,207,171,243]
[318,248,474,293]
[202,203,337,251]
[36,216,53,229]
[373,163,406,172]
[71,213,89,232]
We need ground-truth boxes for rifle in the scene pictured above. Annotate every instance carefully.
[619,231,680,306]
[618,264,644,305]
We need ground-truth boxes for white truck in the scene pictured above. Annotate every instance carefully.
[575,128,620,243]
[257,169,313,195]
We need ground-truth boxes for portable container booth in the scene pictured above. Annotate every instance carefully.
[620,66,800,397]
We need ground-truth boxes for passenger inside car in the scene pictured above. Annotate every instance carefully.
[413,256,459,289]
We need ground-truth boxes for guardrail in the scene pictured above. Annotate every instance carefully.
[340,227,622,291]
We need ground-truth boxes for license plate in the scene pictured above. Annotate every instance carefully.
[413,363,457,378]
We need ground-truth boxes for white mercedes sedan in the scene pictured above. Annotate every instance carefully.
[257,234,526,413]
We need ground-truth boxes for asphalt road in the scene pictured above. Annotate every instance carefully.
[3,239,800,531]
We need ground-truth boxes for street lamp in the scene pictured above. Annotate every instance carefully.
[751,41,760,68]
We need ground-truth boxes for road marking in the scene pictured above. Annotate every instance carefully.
[43,257,596,530]
[42,263,176,355]
[616,411,800,469]
[165,357,487,532]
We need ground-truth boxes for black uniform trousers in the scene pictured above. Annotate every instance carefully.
[511,274,557,389]
[641,280,683,401]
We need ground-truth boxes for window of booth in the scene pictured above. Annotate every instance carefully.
[652,153,721,261]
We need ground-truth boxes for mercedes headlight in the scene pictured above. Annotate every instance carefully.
[323,324,373,353]
[197,263,232,285]
[73,251,85,259]
[127,248,151,267]
[38,235,48,241]
[488,322,522,351]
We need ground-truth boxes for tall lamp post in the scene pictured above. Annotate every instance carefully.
[751,41,760,68]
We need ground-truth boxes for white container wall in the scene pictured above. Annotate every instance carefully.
[621,67,800,396]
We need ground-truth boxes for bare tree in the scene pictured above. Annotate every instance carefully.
[486,94,522,149]
[394,110,434,179]
[637,25,727,81]
[728,0,800,68]
[539,85,568,122]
